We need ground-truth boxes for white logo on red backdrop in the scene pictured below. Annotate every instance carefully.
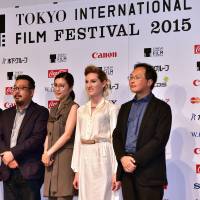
[5,87,13,95]
[48,100,59,108]
[194,45,200,54]
[4,102,15,109]
[48,69,68,78]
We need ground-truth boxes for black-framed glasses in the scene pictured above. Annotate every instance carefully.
[12,86,30,92]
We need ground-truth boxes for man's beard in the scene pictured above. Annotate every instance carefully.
[15,98,24,107]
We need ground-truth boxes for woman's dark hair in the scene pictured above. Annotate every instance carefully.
[54,72,75,100]
[134,63,157,90]
[16,74,35,89]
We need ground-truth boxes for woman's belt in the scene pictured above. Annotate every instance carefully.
[81,138,111,144]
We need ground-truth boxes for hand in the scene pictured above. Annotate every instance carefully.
[8,160,19,169]
[41,152,54,167]
[1,151,14,165]
[73,172,79,190]
[112,174,121,191]
[120,156,136,173]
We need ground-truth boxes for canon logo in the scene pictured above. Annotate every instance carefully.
[193,80,200,86]
[191,97,200,104]
[48,100,59,108]
[48,69,68,78]
[4,102,15,108]
[5,87,13,95]
[194,148,200,154]
[194,45,200,54]
[92,52,117,59]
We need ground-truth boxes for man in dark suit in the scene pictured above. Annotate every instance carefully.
[0,75,49,200]
[113,63,172,200]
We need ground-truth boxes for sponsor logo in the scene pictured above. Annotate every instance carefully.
[7,71,23,80]
[48,100,59,108]
[0,14,5,47]
[144,47,164,57]
[4,102,15,108]
[48,69,68,78]
[191,97,200,104]
[153,65,169,72]
[194,45,200,54]
[92,51,117,59]
[45,83,54,93]
[155,76,169,87]
[109,83,119,90]
[194,148,200,154]
[99,66,114,75]
[194,183,200,189]
[2,57,28,64]
[5,87,13,95]
[191,113,200,121]
[197,62,200,71]
[196,164,200,173]
[193,80,200,86]
[50,53,67,63]
[191,132,200,137]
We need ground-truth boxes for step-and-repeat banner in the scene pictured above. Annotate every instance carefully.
[0,0,199,199]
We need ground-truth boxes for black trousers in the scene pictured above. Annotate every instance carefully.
[3,169,43,200]
[121,173,164,200]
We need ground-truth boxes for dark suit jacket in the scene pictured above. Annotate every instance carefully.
[0,101,49,181]
[113,94,172,186]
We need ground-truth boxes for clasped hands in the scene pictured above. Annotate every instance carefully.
[0,151,18,169]
[41,151,54,167]
[120,155,136,173]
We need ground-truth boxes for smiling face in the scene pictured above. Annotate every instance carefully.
[54,77,72,101]
[85,73,106,99]
[129,67,153,98]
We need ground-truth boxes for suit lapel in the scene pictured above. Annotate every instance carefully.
[17,102,35,140]
[122,101,133,141]
[7,108,17,141]
[137,96,156,142]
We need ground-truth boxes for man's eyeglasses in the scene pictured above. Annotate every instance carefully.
[12,86,30,92]
[128,75,144,81]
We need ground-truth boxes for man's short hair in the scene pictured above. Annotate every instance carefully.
[134,63,157,89]
[16,75,35,89]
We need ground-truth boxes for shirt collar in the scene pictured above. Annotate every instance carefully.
[16,101,31,113]
[133,93,153,103]
[86,97,106,109]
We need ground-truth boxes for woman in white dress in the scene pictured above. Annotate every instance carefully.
[71,65,122,200]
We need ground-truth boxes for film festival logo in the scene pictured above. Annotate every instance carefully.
[49,53,67,63]
[0,14,5,47]
[197,61,200,71]
[144,47,164,57]
[7,71,23,80]
[99,66,114,76]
